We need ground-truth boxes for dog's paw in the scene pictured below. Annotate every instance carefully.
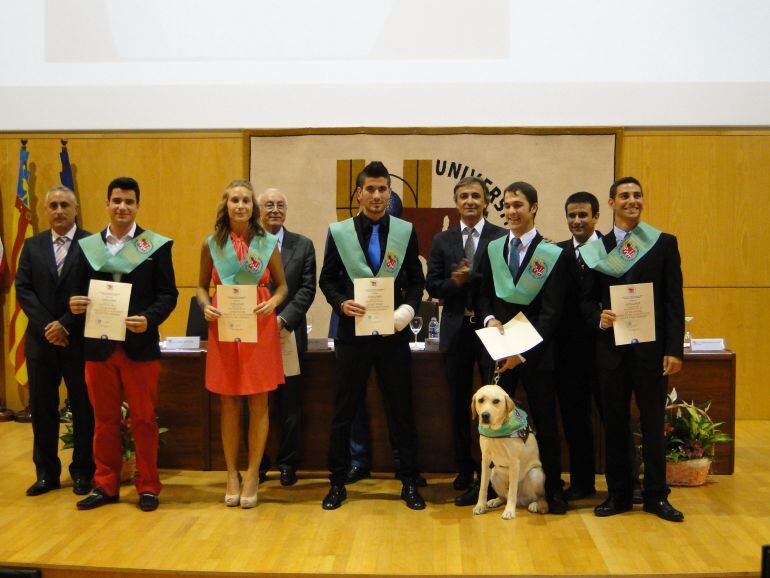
[501,508,516,520]
[472,504,487,515]
[528,502,539,513]
[487,497,504,509]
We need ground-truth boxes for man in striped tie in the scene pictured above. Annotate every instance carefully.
[15,185,94,497]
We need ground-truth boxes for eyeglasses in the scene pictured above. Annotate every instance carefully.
[261,202,287,211]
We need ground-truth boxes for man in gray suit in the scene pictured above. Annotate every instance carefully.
[257,188,317,486]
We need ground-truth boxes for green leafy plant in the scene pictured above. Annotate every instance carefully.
[664,388,731,463]
[60,402,168,461]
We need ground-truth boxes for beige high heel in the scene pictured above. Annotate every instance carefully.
[225,472,242,507]
[240,478,258,509]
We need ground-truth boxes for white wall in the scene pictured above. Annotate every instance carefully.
[1,0,769,130]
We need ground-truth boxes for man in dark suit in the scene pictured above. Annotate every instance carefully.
[257,188,316,486]
[580,176,684,522]
[15,185,94,497]
[319,161,426,510]
[69,177,178,512]
[426,176,506,503]
[554,191,602,501]
[476,181,569,514]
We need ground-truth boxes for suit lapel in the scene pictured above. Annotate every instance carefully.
[57,229,86,285]
[42,233,59,281]
[473,222,495,272]
[280,228,297,267]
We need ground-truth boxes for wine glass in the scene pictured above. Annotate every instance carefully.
[684,316,693,348]
[410,316,423,344]
[306,313,314,335]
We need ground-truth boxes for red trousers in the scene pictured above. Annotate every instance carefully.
[85,347,161,496]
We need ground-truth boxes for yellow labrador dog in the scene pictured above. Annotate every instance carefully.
[471,384,548,519]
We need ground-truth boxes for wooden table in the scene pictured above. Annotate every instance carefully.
[157,348,736,475]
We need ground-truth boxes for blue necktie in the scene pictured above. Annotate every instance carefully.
[368,223,381,271]
[508,237,521,280]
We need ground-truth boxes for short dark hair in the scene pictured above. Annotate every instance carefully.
[107,177,140,203]
[356,161,391,187]
[504,181,538,206]
[609,176,642,199]
[453,176,490,217]
[565,191,600,216]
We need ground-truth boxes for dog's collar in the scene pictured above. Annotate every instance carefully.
[478,408,528,438]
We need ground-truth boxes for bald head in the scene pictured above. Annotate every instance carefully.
[258,188,288,234]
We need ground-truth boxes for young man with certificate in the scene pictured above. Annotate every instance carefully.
[319,161,426,511]
[69,177,178,512]
[476,181,569,515]
[580,176,685,522]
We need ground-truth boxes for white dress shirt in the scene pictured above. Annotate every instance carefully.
[104,222,137,281]
[573,231,599,259]
[460,218,485,253]
[52,223,77,259]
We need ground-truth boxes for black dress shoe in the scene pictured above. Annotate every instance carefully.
[138,492,159,512]
[26,479,61,496]
[322,485,347,510]
[565,485,596,501]
[77,487,119,510]
[643,499,684,522]
[453,472,474,491]
[279,467,298,487]
[72,478,92,496]
[547,490,569,515]
[454,482,479,507]
[400,483,426,510]
[345,465,371,484]
[594,496,632,517]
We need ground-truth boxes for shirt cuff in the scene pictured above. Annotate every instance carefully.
[484,315,496,327]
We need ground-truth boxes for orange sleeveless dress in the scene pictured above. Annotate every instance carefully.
[205,234,284,395]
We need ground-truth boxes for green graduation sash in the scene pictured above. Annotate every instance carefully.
[579,221,661,278]
[207,233,278,285]
[79,229,171,274]
[329,216,411,279]
[478,407,528,438]
[488,236,562,306]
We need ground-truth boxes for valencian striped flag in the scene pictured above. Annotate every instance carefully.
[8,144,34,386]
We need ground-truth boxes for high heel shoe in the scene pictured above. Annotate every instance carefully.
[225,472,242,507]
[240,478,258,509]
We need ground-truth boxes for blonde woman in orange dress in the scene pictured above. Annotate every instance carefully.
[197,180,287,508]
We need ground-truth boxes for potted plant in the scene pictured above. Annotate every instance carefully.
[663,388,732,486]
[60,402,168,483]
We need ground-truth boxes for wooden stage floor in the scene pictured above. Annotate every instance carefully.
[0,421,768,578]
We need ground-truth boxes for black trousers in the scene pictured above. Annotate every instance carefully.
[443,317,494,475]
[598,351,669,502]
[260,373,302,472]
[498,363,563,497]
[328,338,418,485]
[555,342,598,491]
[28,354,94,482]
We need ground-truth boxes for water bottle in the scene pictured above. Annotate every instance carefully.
[428,316,439,341]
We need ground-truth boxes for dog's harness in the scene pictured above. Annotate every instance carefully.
[478,407,533,443]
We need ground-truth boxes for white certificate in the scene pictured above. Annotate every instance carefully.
[280,328,300,376]
[353,277,395,336]
[84,279,131,342]
[609,282,656,345]
[475,312,543,361]
[217,285,258,343]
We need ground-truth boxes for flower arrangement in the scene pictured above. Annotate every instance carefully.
[60,402,168,461]
[664,387,731,463]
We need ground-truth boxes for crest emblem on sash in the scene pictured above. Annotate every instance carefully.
[528,257,547,278]
[620,238,638,261]
[247,253,262,273]
[136,236,152,253]
[384,251,398,272]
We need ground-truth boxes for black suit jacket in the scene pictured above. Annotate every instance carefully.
[15,228,91,361]
[555,232,604,349]
[426,220,506,352]
[275,228,316,354]
[580,230,684,370]
[476,232,567,370]
[319,214,425,343]
[72,225,179,362]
